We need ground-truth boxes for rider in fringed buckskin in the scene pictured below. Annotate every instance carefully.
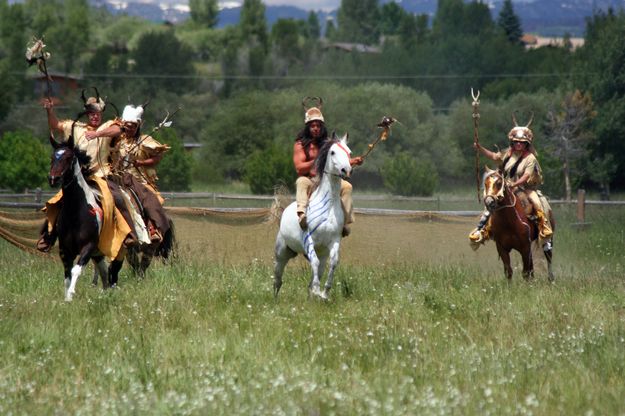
[37,90,134,257]
[110,104,171,244]
[294,97,363,237]
[469,115,553,250]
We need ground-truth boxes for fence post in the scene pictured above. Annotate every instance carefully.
[35,187,42,204]
[576,189,585,223]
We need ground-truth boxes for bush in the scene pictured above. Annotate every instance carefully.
[244,143,296,194]
[0,131,48,192]
[381,152,438,196]
[154,129,192,191]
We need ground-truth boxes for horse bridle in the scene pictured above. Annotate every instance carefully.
[484,172,516,211]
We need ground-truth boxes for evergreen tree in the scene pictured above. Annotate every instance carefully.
[432,0,465,38]
[576,10,625,187]
[132,29,195,94]
[189,0,218,28]
[379,2,406,36]
[305,11,320,39]
[497,0,523,44]
[325,18,337,40]
[337,0,380,45]
[240,0,268,51]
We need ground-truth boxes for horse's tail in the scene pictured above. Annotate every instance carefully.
[156,218,176,261]
[267,184,291,226]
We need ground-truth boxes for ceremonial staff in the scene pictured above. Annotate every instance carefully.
[471,88,481,203]
[26,38,53,103]
[359,116,398,161]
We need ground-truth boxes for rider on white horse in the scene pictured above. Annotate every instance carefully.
[294,97,363,237]
[469,114,553,250]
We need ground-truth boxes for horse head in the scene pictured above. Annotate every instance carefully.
[482,166,507,212]
[48,135,91,188]
[317,132,352,181]
[48,136,75,187]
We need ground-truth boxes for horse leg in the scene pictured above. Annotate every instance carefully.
[322,241,341,300]
[66,243,96,301]
[308,251,323,299]
[109,258,124,287]
[544,242,554,283]
[91,263,100,286]
[497,245,513,280]
[521,246,534,281]
[273,237,296,298]
[92,256,109,289]
[60,249,74,301]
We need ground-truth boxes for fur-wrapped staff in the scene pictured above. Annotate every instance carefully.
[26,37,52,102]
[359,115,398,161]
[471,88,481,203]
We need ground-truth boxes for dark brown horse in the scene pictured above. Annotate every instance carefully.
[482,167,554,281]
[48,135,124,300]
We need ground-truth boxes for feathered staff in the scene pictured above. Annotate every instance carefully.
[471,88,481,203]
[25,37,52,102]
[359,115,398,161]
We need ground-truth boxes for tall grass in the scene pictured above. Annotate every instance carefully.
[0,206,623,414]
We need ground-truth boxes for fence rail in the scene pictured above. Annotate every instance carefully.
[1,189,623,205]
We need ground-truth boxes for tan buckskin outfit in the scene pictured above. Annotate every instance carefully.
[39,101,132,257]
[469,122,553,249]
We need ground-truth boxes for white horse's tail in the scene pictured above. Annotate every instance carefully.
[268,184,292,225]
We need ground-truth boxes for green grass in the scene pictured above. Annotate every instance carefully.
[0,207,624,414]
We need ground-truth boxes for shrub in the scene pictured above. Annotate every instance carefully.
[0,131,48,192]
[244,143,296,194]
[381,152,438,196]
[154,129,192,191]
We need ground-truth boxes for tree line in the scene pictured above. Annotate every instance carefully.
[0,0,623,199]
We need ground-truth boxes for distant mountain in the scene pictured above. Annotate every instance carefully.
[91,0,625,37]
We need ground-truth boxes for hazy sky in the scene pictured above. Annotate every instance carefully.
[265,0,340,10]
[220,1,342,11]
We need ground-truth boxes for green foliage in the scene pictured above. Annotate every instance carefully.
[304,11,320,39]
[131,28,196,95]
[153,128,192,191]
[0,130,48,192]
[271,19,301,65]
[244,143,296,194]
[189,0,218,28]
[337,0,380,45]
[497,0,523,44]
[575,10,625,188]
[381,152,438,196]
[240,0,268,50]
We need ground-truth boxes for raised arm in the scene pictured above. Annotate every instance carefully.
[43,98,63,133]
[474,141,499,162]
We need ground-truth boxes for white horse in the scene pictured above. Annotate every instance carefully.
[274,133,353,300]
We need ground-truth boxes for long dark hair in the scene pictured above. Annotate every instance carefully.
[313,138,337,183]
[296,122,328,160]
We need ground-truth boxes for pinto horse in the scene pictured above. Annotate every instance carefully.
[48,135,124,300]
[482,167,554,281]
[274,133,352,300]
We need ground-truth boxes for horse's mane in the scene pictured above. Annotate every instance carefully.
[61,141,94,177]
[313,139,337,183]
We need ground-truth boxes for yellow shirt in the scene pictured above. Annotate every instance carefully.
[59,119,118,178]
[112,133,170,185]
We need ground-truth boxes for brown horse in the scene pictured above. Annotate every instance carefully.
[482,167,554,281]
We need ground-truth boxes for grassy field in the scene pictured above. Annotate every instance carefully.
[0,205,624,414]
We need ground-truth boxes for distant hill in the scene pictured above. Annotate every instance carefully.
[91,0,625,37]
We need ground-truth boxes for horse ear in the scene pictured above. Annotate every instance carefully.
[340,132,349,144]
[331,130,337,140]
[49,134,61,149]
[484,165,494,174]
